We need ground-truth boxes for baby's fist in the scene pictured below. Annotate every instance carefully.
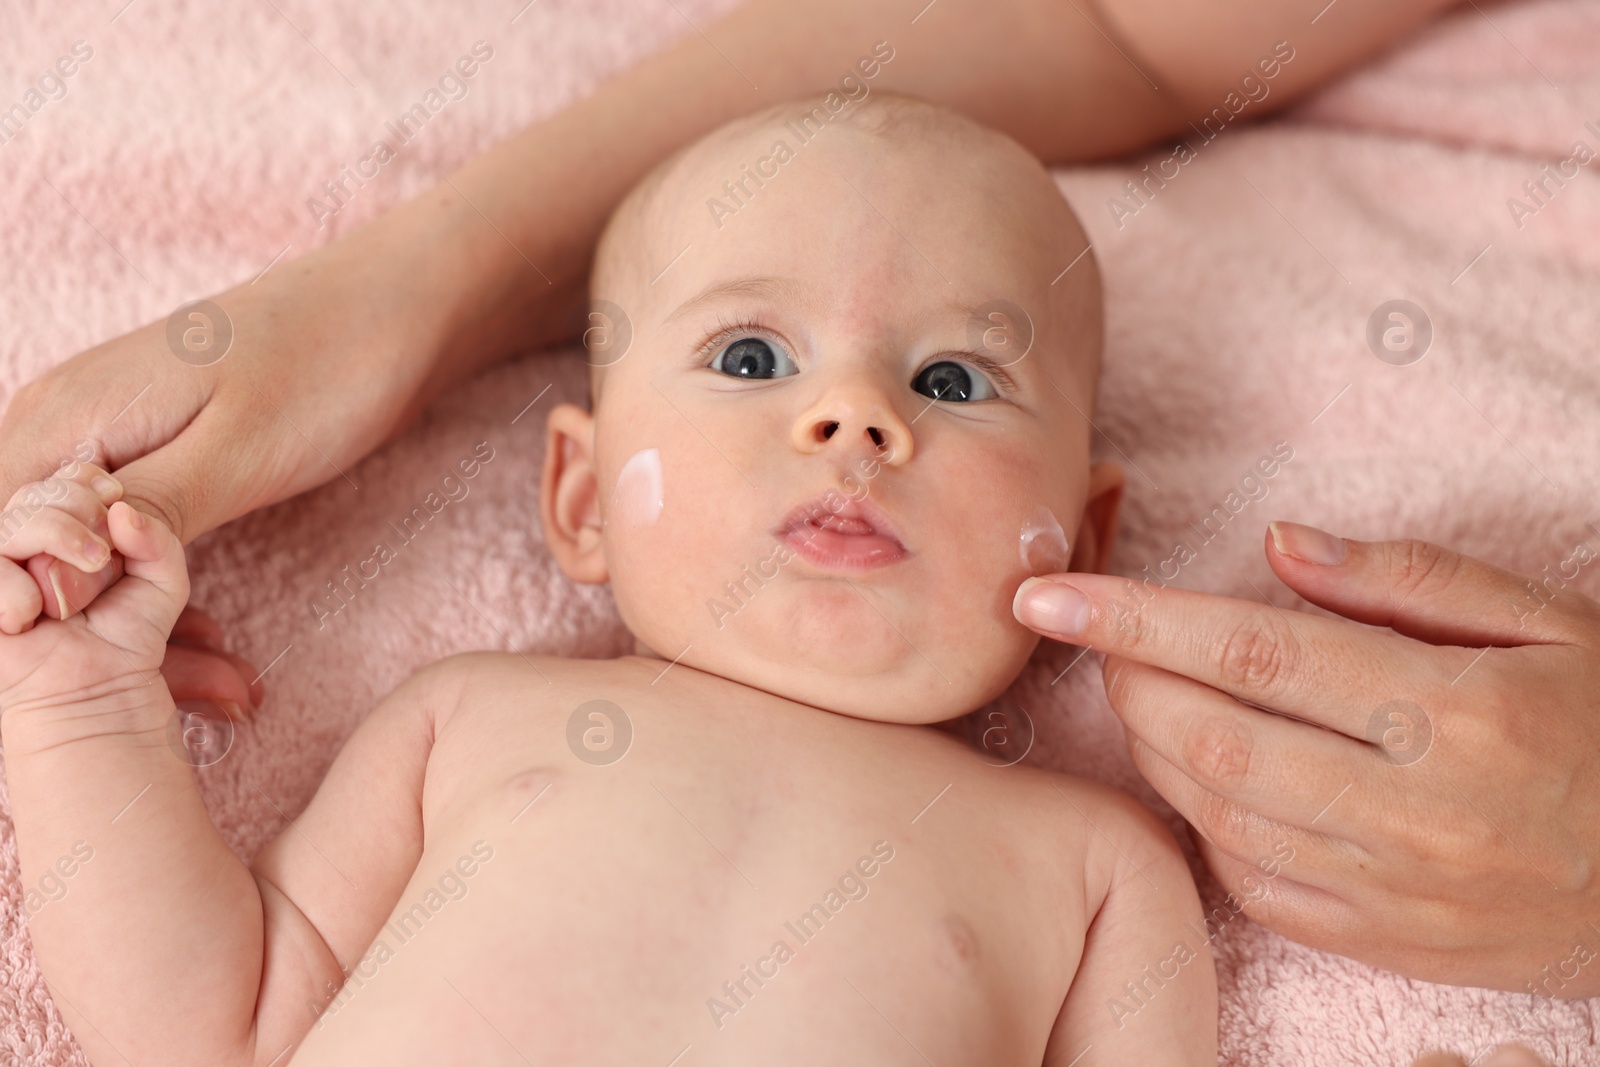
[0,501,190,716]
[0,462,122,634]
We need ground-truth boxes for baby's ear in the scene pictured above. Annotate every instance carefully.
[541,403,609,584]
[1069,461,1124,575]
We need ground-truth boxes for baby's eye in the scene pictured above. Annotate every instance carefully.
[912,360,997,403]
[712,337,798,380]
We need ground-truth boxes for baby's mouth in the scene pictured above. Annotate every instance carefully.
[774,496,908,573]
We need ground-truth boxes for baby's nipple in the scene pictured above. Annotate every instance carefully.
[609,448,664,529]
[1018,505,1070,575]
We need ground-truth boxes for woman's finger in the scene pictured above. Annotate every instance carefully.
[1191,836,1362,956]
[1481,1047,1554,1067]
[1410,1045,1551,1067]
[170,604,228,653]
[1412,1053,1467,1067]
[1124,729,1365,885]
[169,605,262,709]
[1268,522,1600,648]
[1105,656,1378,834]
[159,645,252,719]
[25,552,125,620]
[1013,572,1462,738]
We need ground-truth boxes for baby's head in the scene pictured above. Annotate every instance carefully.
[541,91,1121,723]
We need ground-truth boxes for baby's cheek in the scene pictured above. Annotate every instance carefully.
[1018,505,1072,576]
[604,462,736,646]
[609,448,664,530]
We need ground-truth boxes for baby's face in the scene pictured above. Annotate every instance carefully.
[544,104,1117,723]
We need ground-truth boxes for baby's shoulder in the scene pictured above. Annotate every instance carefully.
[411,650,658,731]
[998,766,1186,871]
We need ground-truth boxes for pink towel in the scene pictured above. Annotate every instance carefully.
[1,1,1596,1063]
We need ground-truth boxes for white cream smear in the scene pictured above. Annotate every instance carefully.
[610,448,664,528]
[1019,505,1071,575]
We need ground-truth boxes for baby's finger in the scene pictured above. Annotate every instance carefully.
[0,504,112,573]
[0,462,117,518]
[0,557,44,634]
[6,464,125,620]
[53,460,122,502]
[2,474,115,530]
[106,501,188,607]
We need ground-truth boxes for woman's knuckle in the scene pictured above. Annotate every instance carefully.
[1443,695,1512,760]
[1100,580,1154,649]
[1389,539,1461,602]
[1183,712,1255,789]
[1194,790,1256,855]
[1101,657,1145,711]
[1216,616,1291,693]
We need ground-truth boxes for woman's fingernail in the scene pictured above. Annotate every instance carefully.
[1270,521,1347,566]
[47,562,72,619]
[91,474,122,502]
[1014,577,1091,635]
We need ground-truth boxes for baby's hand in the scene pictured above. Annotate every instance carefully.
[0,462,123,632]
[0,497,188,718]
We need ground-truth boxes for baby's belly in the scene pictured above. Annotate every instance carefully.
[286,748,1066,1066]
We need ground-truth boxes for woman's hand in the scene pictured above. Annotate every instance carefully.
[1415,1047,1551,1067]
[1012,521,1600,995]
[0,184,569,713]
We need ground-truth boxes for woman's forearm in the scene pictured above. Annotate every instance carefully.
[400,0,1458,389]
[0,0,1455,593]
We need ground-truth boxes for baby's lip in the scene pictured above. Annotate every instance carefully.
[774,494,909,555]
[775,494,906,545]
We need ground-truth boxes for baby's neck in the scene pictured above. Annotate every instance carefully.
[627,634,971,737]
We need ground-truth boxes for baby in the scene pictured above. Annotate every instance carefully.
[0,90,1216,1064]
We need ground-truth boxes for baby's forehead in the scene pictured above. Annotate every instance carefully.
[625,112,1066,291]
[590,93,1102,393]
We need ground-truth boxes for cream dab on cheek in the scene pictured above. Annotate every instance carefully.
[1019,505,1070,575]
[609,448,664,528]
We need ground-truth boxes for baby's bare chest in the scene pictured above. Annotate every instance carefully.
[293,663,1095,1065]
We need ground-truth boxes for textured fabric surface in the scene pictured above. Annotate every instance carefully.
[0,0,1596,1063]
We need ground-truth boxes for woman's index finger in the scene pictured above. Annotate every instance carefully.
[1014,572,1460,739]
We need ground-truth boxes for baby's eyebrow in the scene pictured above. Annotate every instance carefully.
[663,275,801,324]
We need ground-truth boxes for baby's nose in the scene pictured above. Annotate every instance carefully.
[791,384,913,465]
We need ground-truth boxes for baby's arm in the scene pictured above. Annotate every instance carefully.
[1044,787,1218,1066]
[0,491,462,1066]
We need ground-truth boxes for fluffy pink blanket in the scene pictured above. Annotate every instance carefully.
[2,1,1597,1063]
